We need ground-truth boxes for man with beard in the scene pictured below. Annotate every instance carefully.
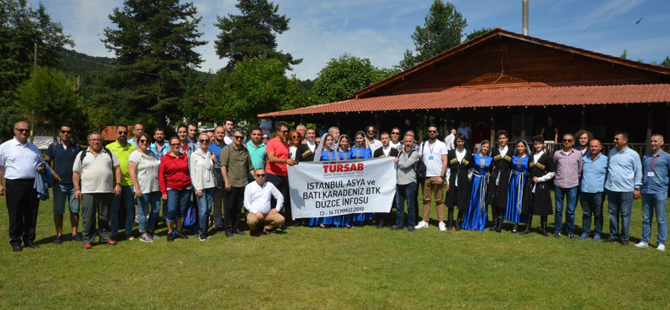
[266,124,296,227]
[296,127,317,162]
[223,118,234,145]
[488,130,515,233]
[106,124,137,241]
[415,125,449,231]
[365,125,383,154]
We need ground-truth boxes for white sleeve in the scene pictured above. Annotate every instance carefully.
[243,185,255,214]
[538,172,555,182]
[444,169,451,185]
[72,152,83,173]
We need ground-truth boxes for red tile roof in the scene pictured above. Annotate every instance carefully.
[258,84,670,118]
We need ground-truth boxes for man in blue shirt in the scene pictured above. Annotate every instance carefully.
[635,134,670,251]
[45,124,83,244]
[579,139,607,240]
[208,125,227,233]
[603,131,642,246]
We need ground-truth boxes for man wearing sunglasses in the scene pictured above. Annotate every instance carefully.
[46,124,83,244]
[553,133,583,239]
[266,123,296,227]
[0,122,47,251]
[244,168,285,236]
[389,127,402,151]
[415,125,449,230]
[221,129,254,237]
[107,124,138,241]
[365,125,383,154]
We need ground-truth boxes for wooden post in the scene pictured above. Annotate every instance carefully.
[418,113,424,143]
[580,107,586,129]
[646,106,653,154]
[521,110,526,141]
[490,114,496,145]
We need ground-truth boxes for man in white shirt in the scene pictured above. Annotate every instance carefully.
[244,168,285,236]
[415,125,449,229]
[0,122,46,251]
[444,128,456,152]
[365,125,383,154]
[223,118,234,145]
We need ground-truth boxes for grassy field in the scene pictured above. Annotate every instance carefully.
[1,191,669,309]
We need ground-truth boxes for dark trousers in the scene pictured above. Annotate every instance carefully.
[224,187,245,231]
[266,173,290,222]
[5,179,39,247]
[80,193,113,244]
[580,192,604,235]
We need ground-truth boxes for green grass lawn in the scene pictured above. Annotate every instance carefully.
[1,191,669,309]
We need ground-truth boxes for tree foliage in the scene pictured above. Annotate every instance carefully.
[214,0,302,71]
[313,54,398,104]
[16,66,82,137]
[399,0,467,70]
[0,0,73,135]
[661,56,670,68]
[465,27,493,42]
[100,0,207,128]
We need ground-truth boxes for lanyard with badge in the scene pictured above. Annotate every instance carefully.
[428,143,435,160]
[648,155,659,177]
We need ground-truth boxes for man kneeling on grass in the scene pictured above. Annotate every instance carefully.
[244,168,285,236]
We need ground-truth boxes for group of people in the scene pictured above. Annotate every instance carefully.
[1,119,667,253]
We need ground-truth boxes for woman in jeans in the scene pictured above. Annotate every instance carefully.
[189,133,217,241]
[159,137,192,242]
[128,132,161,242]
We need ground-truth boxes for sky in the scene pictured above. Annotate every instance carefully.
[28,0,670,80]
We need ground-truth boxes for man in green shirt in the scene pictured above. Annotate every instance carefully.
[221,129,255,237]
[107,124,137,241]
[246,127,266,182]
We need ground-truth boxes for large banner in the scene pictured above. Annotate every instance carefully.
[288,158,397,220]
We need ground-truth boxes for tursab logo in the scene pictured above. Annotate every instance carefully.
[323,163,364,173]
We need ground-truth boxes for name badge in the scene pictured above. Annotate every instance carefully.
[429,156,434,160]
[648,171,655,177]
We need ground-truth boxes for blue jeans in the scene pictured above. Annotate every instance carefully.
[641,192,668,245]
[555,186,578,233]
[195,188,214,235]
[166,189,190,222]
[137,192,161,233]
[607,191,634,241]
[52,183,79,214]
[396,182,417,230]
[580,192,604,235]
[111,185,136,236]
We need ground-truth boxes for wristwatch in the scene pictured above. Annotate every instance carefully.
[116,182,122,186]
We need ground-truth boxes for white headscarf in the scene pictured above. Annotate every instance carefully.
[313,133,333,162]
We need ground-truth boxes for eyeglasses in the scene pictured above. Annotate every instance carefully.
[255,174,266,177]
[139,140,148,144]
[15,128,29,133]
[199,139,210,143]
[262,136,269,140]
[291,135,299,139]
[60,130,72,134]
[367,130,375,133]
[563,139,573,142]
[281,130,289,134]
[391,132,400,135]
[233,136,244,140]
[118,131,127,135]
[170,143,180,146]
[428,130,437,133]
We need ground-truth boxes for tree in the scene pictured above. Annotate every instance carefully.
[16,66,82,139]
[101,0,207,128]
[661,56,670,68]
[465,27,493,42]
[399,0,467,70]
[0,0,73,136]
[313,54,398,104]
[620,49,627,60]
[214,0,302,71]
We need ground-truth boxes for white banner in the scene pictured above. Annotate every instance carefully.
[288,158,397,220]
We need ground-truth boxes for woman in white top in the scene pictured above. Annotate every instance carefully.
[288,130,302,161]
[189,133,217,240]
[128,132,161,242]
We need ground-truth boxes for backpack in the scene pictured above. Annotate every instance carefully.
[78,147,114,169]
[415,141,427,182]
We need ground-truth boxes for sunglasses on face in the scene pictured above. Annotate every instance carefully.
[428,130,437,133]
[281,130,289,134]
[262,136,269,140]
[15,128,29,133]
[233,136,244,140]
[391,132,400,135]
[291,135,299,139]
[256,174,266,177]
[199,139,210,143]
[139,140,148,144]
[563,139,573,142]
[367,130,375,133]
[118,131,127,135]
[170,143,180,146]
[60,130,72,134]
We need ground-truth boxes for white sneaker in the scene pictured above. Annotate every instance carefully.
[634,242,649,248]
[415,221,429,229]
[658,244,666,252]
[438,222,446,231]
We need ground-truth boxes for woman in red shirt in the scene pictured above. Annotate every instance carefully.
[160,137,192,242]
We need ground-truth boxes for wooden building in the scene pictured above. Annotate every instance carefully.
[259,28,670,153]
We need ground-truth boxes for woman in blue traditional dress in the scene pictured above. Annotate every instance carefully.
[309,133,337,228]
[331,135,353,228]
[505,140,530,233]
[462,140,493,231]
[350,131,373,226]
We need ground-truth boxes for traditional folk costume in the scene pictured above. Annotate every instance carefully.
[350,132,373,224]
[505,142,531,226]
[520,150,555,236]
[295,140,316,162]
[488,144,516,232]
[446,147,474,230]
[373,146,399,228]
[308,134,339,227]
[462,151,493,231]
